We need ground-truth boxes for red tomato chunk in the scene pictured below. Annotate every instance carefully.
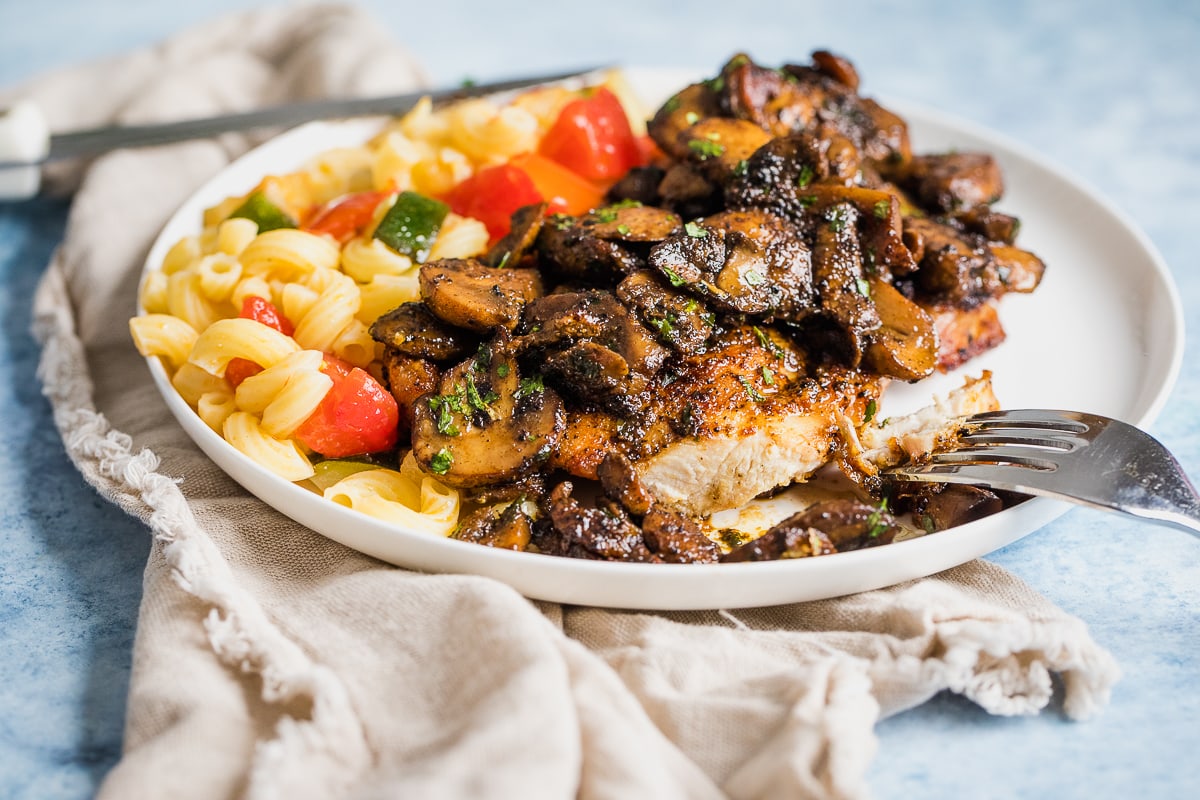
[294,355,399,457]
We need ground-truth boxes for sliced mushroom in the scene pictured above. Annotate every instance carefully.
[648,208,813,317]
[481,202,548,268]
[722,497,898,562]
[534,213,644,282]
[722,56,822,137]
[863,277,938,381]
[452,501,534,550]
[677,117,772,183]
[930,301,1007,372]
[910,483,1004,531]
[989,244,1046,293]
[544,481,654,562]
[808,201,880,365]
[606,165,667,207]
[902,217,1005,306]
[642,506,721,564]
[411,332,563,488]
[899,152,1004,214]
[581,203,682,243]
[370,301,478,362]
[520,291,668,386]
[596,451,653,516]
[616,269,716,356]
[811,50,860,91]
[380,349,439,436]
[419,258,544,333]
[648,81,722,160]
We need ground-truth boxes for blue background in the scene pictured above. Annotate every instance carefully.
[1,1,1197,797]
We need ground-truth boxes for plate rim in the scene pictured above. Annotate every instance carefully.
[137,67,1186,609]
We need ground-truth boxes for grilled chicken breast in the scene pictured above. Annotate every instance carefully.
[552,325,884,516]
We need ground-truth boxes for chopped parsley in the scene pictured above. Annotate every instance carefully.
[595,206,619,223]
[863,398,877,423]
[752,325,785,359]
[688,138,726,160]
[464,373,498,414]
[496,363,510,378]
[650,315,676,336]
[429,448,454,475]
[684,111,700,125]
[706,75,726,92]
[872,199,891,220]
[661,265,687,287]
[616,223,631,236]
[744,270,765,286]
[662,94,681,113]
[684,220,708,238]
[827,205,849,232]
[733,159,749,177]
[496,250,511,269]
[515,374,545,399]
[428,395,461,437]
[762,367,775,385]
[738,375,765,402]
[796,164,814,189]
[865,497,890,539]
[855,277,871,297]
[797,194,818,208]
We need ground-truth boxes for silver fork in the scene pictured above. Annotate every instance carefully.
[885,409,1200,536]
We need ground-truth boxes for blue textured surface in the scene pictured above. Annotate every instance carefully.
[1,2,1197,798]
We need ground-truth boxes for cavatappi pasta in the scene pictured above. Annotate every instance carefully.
[130,71,644,535]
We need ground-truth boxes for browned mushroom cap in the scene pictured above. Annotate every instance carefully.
[481,202,547,268]
[721,497,898,561]
[641,506,721,563]
[520,291,669,384]
[534,213,644,282]
[380,349,439,437]
[648,208,813,317]
[616,269,716,356]
[989,244,1045,293]
[418,258,544,333]
[911,483,1004,531]
[863,278,938,382]
[648,81,722,160]
[900,153,1005,214]
[411,332,563,489]
[544,481,655,561]
[807,201,881,366]
[811,50,860,91]
[902,217,1006,307]
[722,56,822,137]
[596,451,653,516]
[677,117,772,183]
[370,301,479,362]
[452,501,534,550]
[581,202,682,243]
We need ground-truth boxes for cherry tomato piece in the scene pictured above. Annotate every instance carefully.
[538,87,645,182]
[294,355,399,457]
[227,296,294,388]
[443,163,544,241]
[304,190,392,244]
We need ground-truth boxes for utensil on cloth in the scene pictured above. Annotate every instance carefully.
[0,65,604,200]
[886,409,1200,536]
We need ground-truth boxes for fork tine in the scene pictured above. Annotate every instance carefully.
[924,446,1059,470]
[957,427,1085,451]
[966,409,1093,433]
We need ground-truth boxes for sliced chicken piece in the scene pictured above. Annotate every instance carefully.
[551,325,884,516]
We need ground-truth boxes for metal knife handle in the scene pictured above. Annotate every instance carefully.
[0,65,605,201]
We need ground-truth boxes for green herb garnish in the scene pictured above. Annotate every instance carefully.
[688,138,725,160]
[684,221,708,238]
[429,448,454,475]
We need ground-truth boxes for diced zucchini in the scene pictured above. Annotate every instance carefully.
[229,191,297,232]
[308,459,383,492]
[373,191,449,262]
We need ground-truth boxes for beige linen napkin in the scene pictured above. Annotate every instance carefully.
[15,5,1120,799]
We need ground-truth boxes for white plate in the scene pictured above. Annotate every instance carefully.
[141,67,1184,609]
